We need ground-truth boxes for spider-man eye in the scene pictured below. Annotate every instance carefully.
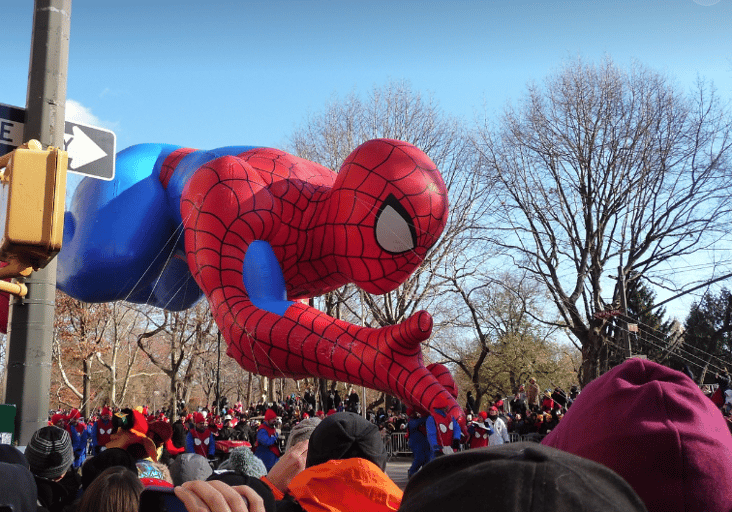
[374,194,417,254]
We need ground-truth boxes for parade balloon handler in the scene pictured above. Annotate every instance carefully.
[254,409,281,471]
[186,412,216,459]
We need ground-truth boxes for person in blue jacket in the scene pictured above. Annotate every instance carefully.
[406,409,431,477]
[254,409,281,471]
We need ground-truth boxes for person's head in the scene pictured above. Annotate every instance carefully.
[78,466,143,512]
[0,462,38,512]
[284,417,321,453]
[529,377,536,385]
[216,446,267,478]
[169,453,213,486]
[51,412,66,429]
[543,358,732,512]
[398,443,646,512]
[488,406,498,420]
[101,406,112,422]
[81,447,137,490]
[0,445,28,468]
[25,425,74,480]
[306,412,387,471]
[264,409,277,426]
[68,408,81,425]
[193,412,206,432]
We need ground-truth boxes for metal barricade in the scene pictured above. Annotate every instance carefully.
[508,432,521,443]
[384,432,412,458]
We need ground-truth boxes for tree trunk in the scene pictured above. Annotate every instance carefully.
[318,378,328,412]
[82,357,92,418]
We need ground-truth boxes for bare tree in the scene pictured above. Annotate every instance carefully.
[94,302,162,408]
[53,291,113,417]
[134,301,217,413]
[430,268,572,409]
[476,57,732,385]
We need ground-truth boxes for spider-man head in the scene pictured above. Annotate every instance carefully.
[327,139,448,295]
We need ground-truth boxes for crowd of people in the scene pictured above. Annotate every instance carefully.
[2,359,732,511]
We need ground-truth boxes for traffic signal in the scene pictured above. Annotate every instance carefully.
[0,140,67,295]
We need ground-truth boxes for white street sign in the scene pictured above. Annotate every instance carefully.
[0,102,115,180]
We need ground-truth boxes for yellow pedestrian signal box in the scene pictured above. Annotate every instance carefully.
[0,140,67,273]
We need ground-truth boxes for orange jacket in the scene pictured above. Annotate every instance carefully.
[286,458,402,512]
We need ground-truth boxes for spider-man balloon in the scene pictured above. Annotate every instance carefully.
[56,138,463,429]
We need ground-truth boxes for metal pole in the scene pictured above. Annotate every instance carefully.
[3,0,71,445]
[619,264,632,359]
[216,331,221,413]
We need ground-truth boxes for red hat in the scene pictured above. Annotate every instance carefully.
[478,411,488,420]
[302,413,310,419]
[543,358,732,512]
[193,412,206,424]
[51,413,65,425]
[489,406,498,412]
[147,420,173,447]
[264,409,277,422]
[67,408,81,421]
[101,406,112,417]
[327,409,336,416]
[495,400,504,407]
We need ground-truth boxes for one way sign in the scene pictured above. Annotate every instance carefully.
[0,103,115,180]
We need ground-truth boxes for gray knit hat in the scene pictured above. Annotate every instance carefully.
[284,417,321,453]
[25,426,74,480]
[169,453,213,486]
[217,446,267,478]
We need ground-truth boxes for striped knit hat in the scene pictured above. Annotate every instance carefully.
[25,426,74,480]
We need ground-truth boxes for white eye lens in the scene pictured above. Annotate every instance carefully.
[448,421,454,431]
[194,438,202,446]
[374,194,417,254]
[439,424,448,433]
[375,204,415,253]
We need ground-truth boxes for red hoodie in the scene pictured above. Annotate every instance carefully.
[542,358,732,512]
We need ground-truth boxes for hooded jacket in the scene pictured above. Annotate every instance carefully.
[285,458,402,512]
[542,358,732,512]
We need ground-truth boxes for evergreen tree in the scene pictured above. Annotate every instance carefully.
[625,275,674,362]
[682,288,732,383]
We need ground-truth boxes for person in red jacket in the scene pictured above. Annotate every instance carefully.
[185,412,215,458]
[467,412,493,449]
[91,406,115,455]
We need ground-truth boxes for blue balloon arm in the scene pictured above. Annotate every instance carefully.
[242,240,293,316]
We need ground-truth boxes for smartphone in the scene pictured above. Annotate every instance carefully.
[139,486,187,512]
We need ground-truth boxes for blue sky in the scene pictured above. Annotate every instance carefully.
[3,0,730,151]
[3,0,731,320]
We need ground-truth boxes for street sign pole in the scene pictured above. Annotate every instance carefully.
[3,0,71,445]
